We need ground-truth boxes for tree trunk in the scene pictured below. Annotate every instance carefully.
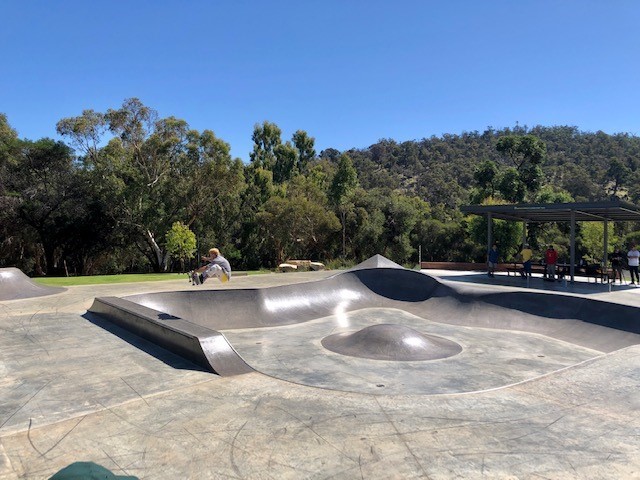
[145,229,168,272]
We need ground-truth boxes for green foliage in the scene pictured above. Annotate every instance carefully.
[292,130,316,173]
[467,216,521,262]
[329,154,359,258]
[7,104,640,275]
[273,141,298,184]
[497,167,526,203]
[493,134,546,201]
[473,160,498,198]
[256,193,340,265]
[534,185,574,204]
[623,231,640,249]
[165,221,196,268]
[328,154,358,206]
[579,222,619,263]
[250,121,282,169]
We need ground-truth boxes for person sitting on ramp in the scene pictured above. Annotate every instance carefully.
[189,248,231,285]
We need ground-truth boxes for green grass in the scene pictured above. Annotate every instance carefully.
[33,270,271,287]
[33,273,188,286]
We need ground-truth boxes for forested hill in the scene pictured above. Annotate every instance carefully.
[338,125,640,209]
[4,100,640,276]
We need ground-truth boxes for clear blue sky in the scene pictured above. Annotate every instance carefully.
[2,0,639,161]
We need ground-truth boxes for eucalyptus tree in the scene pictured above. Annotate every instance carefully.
[273,141,298,184]
[0,116,26,267]
[495,134,546,201]
[184,129,245,261]
[250,121,282,170]
[292,129,316,174]
[57,98,241,272]
[606,158,630,198]
[256,185,339,265]
[56,109,107,164]
[7,138,83,274]
[329,154,358,258]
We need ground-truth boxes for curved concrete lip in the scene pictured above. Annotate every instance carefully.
[88,256,640,395]
[321,323,463,361]
[0,267,66,301]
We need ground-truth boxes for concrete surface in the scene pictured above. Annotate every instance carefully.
[89,260,640,378]
[0,268,65,301]
[1,267,640,479]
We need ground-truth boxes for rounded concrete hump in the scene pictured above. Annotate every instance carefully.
[348,254,405,271]
[321,324,462,361]
[0,267,66,301]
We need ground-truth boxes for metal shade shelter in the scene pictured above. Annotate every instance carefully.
[460,200,640,282]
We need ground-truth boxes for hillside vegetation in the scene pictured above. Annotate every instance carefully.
[2,99,640,275]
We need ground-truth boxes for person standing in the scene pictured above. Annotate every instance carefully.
[519,243,533,278]
[627,244,640,285]
[190,248,232,285]
[610,247,625,284]
[487,243,499,277]
[545,245,558,281]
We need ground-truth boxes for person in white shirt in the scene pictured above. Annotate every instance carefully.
[627,244,640,285]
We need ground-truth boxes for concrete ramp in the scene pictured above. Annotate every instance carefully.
[0,267,65,301]
[88,261,640,377]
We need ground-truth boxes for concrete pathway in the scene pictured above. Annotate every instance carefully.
[1,270,639,479]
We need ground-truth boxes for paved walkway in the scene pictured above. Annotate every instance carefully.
[1,270,639,479]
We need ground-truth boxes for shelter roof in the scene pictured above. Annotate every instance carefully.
[460,200,640,223]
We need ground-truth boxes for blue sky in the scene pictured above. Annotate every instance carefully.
[2,1,639,161]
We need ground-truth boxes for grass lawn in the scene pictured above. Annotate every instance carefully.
[33,273,188,286]
[33,270,271,287]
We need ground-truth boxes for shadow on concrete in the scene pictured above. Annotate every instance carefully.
[83,312,209,373]
[436,272,638,294]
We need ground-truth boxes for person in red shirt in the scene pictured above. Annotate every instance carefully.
[545,245,559,281]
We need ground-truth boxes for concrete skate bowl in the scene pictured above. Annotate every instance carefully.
[88,264,640,394]
[0,267,66,301]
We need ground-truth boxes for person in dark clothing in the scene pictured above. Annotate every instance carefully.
[487,243,499,277]
[610,247,625,284]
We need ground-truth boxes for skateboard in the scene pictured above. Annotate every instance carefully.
[187,270,201,285]
[188,270,229,285]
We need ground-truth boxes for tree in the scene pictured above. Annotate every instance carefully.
[250,121,282,170]
[606,158,630,199]
[0,113,19,181]
[165,221,196,271]
[579,222,618,264]
[9,138,79,274]
[292,130,316,174]
[497,167,526,203]
[473,160,498,200]
[273,142,298,184]
[0,114,21,266]
[256,195,339,265]
[329,154,358,258]
[495,134,546,200]
[58,98,242,272]
[56,109,107,164]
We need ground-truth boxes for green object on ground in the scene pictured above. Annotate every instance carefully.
[49,461,138,479]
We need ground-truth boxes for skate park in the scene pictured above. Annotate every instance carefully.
[1,258,640,479]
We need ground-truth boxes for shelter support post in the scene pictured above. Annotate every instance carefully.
[522,221,527,245]
[570,210,576,282]
[603,220,609,268]
[487,213,492,253]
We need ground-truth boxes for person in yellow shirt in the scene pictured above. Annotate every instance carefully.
[520,243,533,278]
